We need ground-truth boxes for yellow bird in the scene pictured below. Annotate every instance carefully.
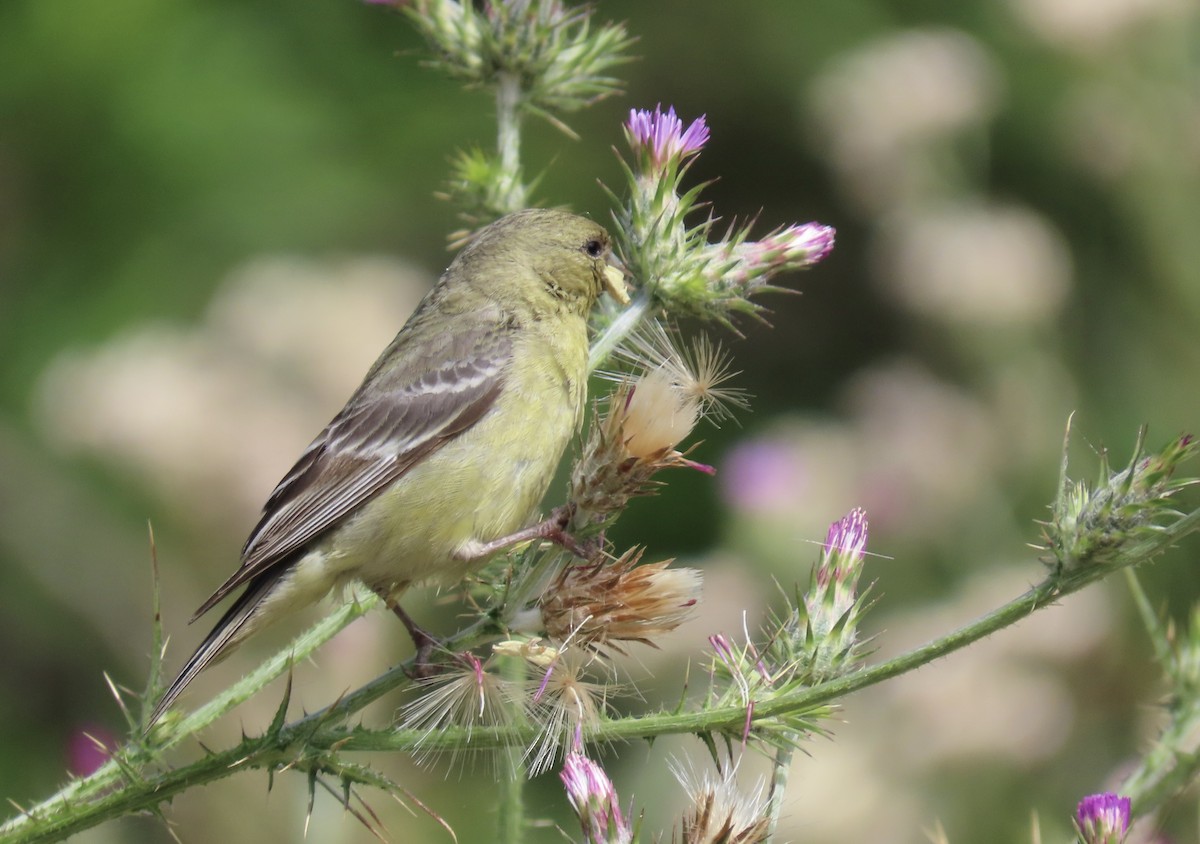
[149,208,628,725]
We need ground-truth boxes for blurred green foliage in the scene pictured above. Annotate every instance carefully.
[2,1,1199,842]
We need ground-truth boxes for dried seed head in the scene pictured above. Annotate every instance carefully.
[611,321,749,425]
[398,652,521,765]
[621,367,701,459]
[674,764,771,844]
[541,548,703,651]
[525,649,612,776]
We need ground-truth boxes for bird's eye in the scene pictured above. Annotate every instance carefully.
[583,239,604,258]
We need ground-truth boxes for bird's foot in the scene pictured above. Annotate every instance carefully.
[387,601,442,679]
[455,504,600,563]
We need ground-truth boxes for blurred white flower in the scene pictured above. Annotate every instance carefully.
[34,255,428,526]
[1060,85,1142,182]
[843,361,1004,538]
[208,256,426,400]
[879,565,1114,767]
[1007,0,1190,52]
[721,357,1073,554]
[808,28,1002,213]
[872,201,1072,326]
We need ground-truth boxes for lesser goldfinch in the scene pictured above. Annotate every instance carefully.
[149,208,628,725]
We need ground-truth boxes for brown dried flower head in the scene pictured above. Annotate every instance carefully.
[540,547,703,651]
[675,765,771,844]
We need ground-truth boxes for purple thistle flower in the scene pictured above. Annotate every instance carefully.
[625,104,709,172]
[720,439,802,514]
[561,752,632,844]
[66,725,116,778]
[770,222,837,265]
[1076,793,1132,844]
[825,507,868,563]
[705,221,837,295]
[808,507,870,640]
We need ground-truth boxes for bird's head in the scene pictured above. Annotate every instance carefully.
[457,208,629,318]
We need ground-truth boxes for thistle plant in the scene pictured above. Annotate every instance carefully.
[401,0,631,227]
[4,3,1200,844]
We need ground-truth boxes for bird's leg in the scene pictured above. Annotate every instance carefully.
[383,597,440,678]
[455,504,598,562]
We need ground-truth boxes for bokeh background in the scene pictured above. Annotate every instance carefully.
[3,1,1200,842]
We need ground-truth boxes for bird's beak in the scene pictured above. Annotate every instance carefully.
[602,255,631,306]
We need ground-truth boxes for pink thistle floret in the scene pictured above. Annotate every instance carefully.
[739,223,837,273]
[561,752,632,844]
[814,507,869,617]
[67,725,116,778]
[625,104,709,171]
[1076,793,1131,844]
[773,222,836,265]
[825,507,868,563]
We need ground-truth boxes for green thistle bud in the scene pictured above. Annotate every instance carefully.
[1042,429,1198,573]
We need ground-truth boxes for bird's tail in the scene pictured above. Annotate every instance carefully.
[145,574,279,730]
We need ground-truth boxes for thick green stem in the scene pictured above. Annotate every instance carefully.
[495,72,526,213]
[765,744,794,843]
[329,576,1069,753]
[2,594,376,838]
[162,593,378,746]
[588,288,653,372]
[497,655,529,844]
[1118,568,1200,819]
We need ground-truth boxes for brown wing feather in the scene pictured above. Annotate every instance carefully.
[191,316,512,620]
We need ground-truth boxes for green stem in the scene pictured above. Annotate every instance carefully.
[765,744,794,843]
[588,288,653,372]
[1123,744,1200,819]
[329,576,1069,753]
[497,655,529,844]
[161,593,378,747]
[3,594,376,835]
[1118,574,1200,819]
[495,72,526,213]
[2,571,1062,844]
[4,546,1185,844]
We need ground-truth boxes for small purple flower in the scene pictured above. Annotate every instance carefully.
[728,223,837,278]
[708,633,739,676]
[1075,793,1132,844]
[770,223,837,265]
[67,725,116,778]
[825,507,868,564]
[625,104,709,172]
[810,507,870,624]
[719,439,803,515]
[561,752,632,844]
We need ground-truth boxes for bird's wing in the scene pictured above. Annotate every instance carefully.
[191,319,512,620]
